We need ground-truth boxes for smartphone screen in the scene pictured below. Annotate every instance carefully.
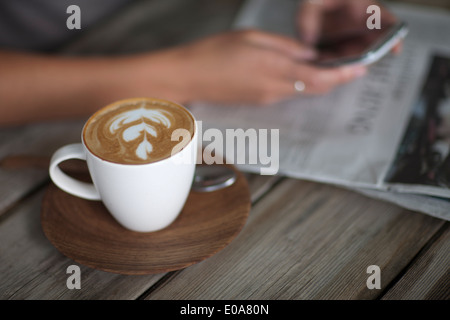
[315,21,408,67]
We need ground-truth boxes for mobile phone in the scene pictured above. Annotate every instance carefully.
[315,21,408,67]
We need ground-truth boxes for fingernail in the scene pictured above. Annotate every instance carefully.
[303,49,317,60]
[302,32,317,45]
[352,66,367,77]
[296,48,317,60]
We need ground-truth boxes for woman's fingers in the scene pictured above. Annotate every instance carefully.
[241,29,317,61]
[236,31,368,98]
[258,63,368,104]
[288,63,367,95]
[169,30,368,104]
[297,0,324,45]
[392,41,403,55]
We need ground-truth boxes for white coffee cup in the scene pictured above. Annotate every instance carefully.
[49,100,197,233]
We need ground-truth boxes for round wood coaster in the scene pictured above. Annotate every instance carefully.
[41,162,251,275]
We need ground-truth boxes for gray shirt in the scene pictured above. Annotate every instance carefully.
[0,0,131,51]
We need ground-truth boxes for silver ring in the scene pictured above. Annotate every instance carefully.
[294,80,306,93]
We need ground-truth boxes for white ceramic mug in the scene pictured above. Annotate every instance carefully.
[49,108,197,233]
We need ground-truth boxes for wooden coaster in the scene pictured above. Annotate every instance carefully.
[41,161,251,275]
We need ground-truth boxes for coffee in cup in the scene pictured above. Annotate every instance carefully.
[49,97,197,232]
[83,98,195,164]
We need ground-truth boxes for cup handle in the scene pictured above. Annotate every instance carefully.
[49,143,101,200]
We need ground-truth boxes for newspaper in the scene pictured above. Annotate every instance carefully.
[188,1,450,221]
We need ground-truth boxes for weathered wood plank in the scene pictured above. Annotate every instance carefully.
[245,173,282,204]
[0,121,84,216]
[144,179,445,300]
[381,224,450,300]
[0,172,279,299]
[0,189,165,300]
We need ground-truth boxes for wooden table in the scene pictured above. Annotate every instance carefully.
[0,0,448,303]
[0,118,448,302]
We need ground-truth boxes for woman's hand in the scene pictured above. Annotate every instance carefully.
[297,0,402,54]
[138,30,367,105]
[0,30,368,125]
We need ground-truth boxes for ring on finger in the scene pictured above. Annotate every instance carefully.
[294,80,306,93]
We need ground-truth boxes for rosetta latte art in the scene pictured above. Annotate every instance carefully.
[83,98,195,164]
[109,107,172,160]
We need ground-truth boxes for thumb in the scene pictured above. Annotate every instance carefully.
[297,0,323,45]
[245,30,317,61]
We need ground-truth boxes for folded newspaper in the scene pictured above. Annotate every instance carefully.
[188,0,450,221]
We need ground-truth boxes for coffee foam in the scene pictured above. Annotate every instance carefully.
[83,98,195,164]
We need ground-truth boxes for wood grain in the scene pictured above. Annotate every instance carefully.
[0,190,165,300]
[41,162,251,275]
[381,224,450,300]
[0,172,275,299]
[0,121,83,216]
[245,173,283,204]
[144,179,445,300]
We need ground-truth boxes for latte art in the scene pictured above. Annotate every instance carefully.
[83,98,195,164]
[109,108,172,160]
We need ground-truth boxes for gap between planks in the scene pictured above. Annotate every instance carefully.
[136,172,284,300]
